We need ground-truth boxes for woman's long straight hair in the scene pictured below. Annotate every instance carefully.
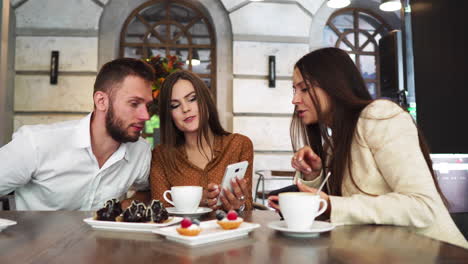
[291,47,448,207]
[158,70,229,174]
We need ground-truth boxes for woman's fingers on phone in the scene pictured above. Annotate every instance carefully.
[219,194,232,211]
[206,183,220,199]
[206,197,218,208]
[230,178,243,198]
[236,178,248,198]
[223,188,240,208]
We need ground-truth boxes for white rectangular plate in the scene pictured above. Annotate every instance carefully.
[152,220,260,246]
[83,216,183,233]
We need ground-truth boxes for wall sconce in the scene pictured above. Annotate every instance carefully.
[327,0,351,9]
[268,55,276,88]
[379,0,402,12]
[50,51,59,85]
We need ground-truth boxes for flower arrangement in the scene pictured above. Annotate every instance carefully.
[145,55,185,114]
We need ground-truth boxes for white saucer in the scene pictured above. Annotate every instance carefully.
[166,207,213,217]
[268,220,335,238]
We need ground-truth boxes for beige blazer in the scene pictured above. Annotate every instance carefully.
[298,100,467,248]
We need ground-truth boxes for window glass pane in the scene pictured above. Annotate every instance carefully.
[190,22,211,45]
[330,11,353,32]
[363,41,376,52]
[366,82,377,99]
[169,3,199,22]
[358,12,380,31]
[375,33,382,44]
[140,4,165,22]
[348,53,356,63]
[339,40,352,51]
[145,24,167,43]
[360,55,376,80]
[359,32,376,52]
[171,25,189,45]
[345,32,355,48]
[323,25,339,47]
[148,48,166,58]
[125,18,146,43]
[123,47,143,59]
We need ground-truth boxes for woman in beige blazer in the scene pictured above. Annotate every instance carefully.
[268,47,467,248]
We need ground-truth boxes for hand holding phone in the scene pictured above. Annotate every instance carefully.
[217,161,249,206]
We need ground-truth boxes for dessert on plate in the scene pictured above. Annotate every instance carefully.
[95,199,170,223]
[216,210,243,230]
[118,200,147,222]
[94,199,123,221]
[145,200,169,223]
[176,218,201,236]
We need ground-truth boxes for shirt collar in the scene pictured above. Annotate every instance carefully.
[72,112,130,162]
[72,113,93,149]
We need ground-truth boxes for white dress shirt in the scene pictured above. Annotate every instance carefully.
[0,113,151,210]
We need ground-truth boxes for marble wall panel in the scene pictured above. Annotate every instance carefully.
[14,75,95,112]
[230,2,311,38]
[15,37,98,71]
[15,0,102,30]
[233,78,294,114]
[233,116,292,151]
[220,0,246,11]
[233,41,308,76]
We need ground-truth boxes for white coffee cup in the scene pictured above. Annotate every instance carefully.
[279,192,328,230]
[163,186,202,213]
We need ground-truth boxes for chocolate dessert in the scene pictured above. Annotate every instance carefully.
[145,200,169,223]
[95,199,123,221]
[120,200,147,222]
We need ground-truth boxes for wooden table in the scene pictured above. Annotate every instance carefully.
[0,211,467,263]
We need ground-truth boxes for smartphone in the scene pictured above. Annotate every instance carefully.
[217,161,249,205]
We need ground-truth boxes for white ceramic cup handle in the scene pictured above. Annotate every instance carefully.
[314,198,328,218]
[163,190,175,206]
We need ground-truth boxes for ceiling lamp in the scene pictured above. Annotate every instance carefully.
[327,0,351,9]
[379,0,402,12]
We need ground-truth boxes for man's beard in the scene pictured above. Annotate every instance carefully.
[105,103,140,143]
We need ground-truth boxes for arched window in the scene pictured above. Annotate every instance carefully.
[324,8,392,98]
[120,0,216,91]
[119,0,216,145]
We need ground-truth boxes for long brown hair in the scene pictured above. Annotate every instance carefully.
[158,70,229,174]
[291,47,448,206]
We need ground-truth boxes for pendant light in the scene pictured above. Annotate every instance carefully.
[379,0,402,12]
[327,0,351,9]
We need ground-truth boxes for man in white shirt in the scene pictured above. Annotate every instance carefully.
[0,58,155,210]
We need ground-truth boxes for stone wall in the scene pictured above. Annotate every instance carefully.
[11,0,105,131]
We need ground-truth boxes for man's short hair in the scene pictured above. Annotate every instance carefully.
[94,58,155,97]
